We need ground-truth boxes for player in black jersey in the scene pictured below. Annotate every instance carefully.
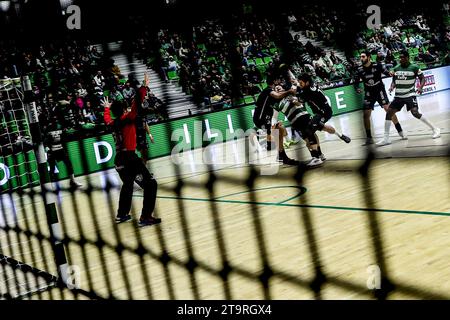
[295,73,351,161]
[354,51,406,145]
[44,120,82,189]
[253,76,298,165]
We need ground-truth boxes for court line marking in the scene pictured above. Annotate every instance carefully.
[213,185,307,204]
[135,194,450,218]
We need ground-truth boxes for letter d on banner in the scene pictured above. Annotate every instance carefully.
[93,141,113,164]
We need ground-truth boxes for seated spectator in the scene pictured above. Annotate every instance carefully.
[383,25,394,39]
[82,99,97,123]
[403,34,416,47]
[93,70,105,88]
[248,65,262,84]
[378,44,389,58]
[355,34,366,49]
[122,81,136,101]
[314,63,329,80]
[417,50,438,64]
[110,86,124,101]
[167,56,179,71]
[329,51,342,64]
[75,82,88,98]
[390,34,405,51]
[384,50,396,67]
[240,36,252,56]
[415,16,430,31]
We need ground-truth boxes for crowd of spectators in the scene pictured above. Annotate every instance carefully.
[1,5,449,152]
[285,33,353,89]
[353,10,450,70]
[0,40,167,154]
[148,8,357,109]
[154,16,281,109]
[287,5,347,48]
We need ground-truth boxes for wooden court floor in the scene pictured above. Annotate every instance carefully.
[1,91,449,300]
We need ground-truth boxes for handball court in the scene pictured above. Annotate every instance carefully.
[1,89,449,300]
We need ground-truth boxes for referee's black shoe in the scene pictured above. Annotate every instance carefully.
[139,216,162,228]
[115,214,132,224]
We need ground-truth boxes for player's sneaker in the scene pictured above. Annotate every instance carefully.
[283,157,300,165]
[278,155,300,165]
[115,214,132,224]
[340,134,351,143]
[319,154,327,161]
[362,137,374,146]
[138,216,162,227]
[306,157,323,168]
[376,136,391,146]
[278,151,299,165]
[432,128,441,139]
[398,131,408,140]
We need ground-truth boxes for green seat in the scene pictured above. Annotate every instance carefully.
[409,47,419,56]
[254,58,264,66]
[103,90,110,97]
[234,98,245,106]
[167,70,178,80]
[371,54,377,61]
[261,82,268,89]
[269,48,278,55]
[244,95,255,104]
[119,78,127,85]
[207,57,217,63]
[82,123,96,130]
[263,56,273,64]
[197,44,207,51]
[257,65,267,74]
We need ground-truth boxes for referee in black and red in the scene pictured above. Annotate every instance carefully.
[103,86,161,227]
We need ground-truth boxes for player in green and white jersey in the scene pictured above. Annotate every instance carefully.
[273,86,324,167]
[377,50,440,146]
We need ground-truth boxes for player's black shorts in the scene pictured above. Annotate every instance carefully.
[310,111,332,131]
[389,96,418,111]
[253,114,273,134]
[363,87,390,110]
[48,148,70,163]
[48,148,74,176]
[292,114,314,139]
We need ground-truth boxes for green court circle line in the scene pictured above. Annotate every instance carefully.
[133,194,450,218]
[213,185,307,204]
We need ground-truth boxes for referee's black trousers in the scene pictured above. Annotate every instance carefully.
[115,151,157,218]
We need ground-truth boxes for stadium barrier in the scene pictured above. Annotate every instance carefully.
[1,65,449,192]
